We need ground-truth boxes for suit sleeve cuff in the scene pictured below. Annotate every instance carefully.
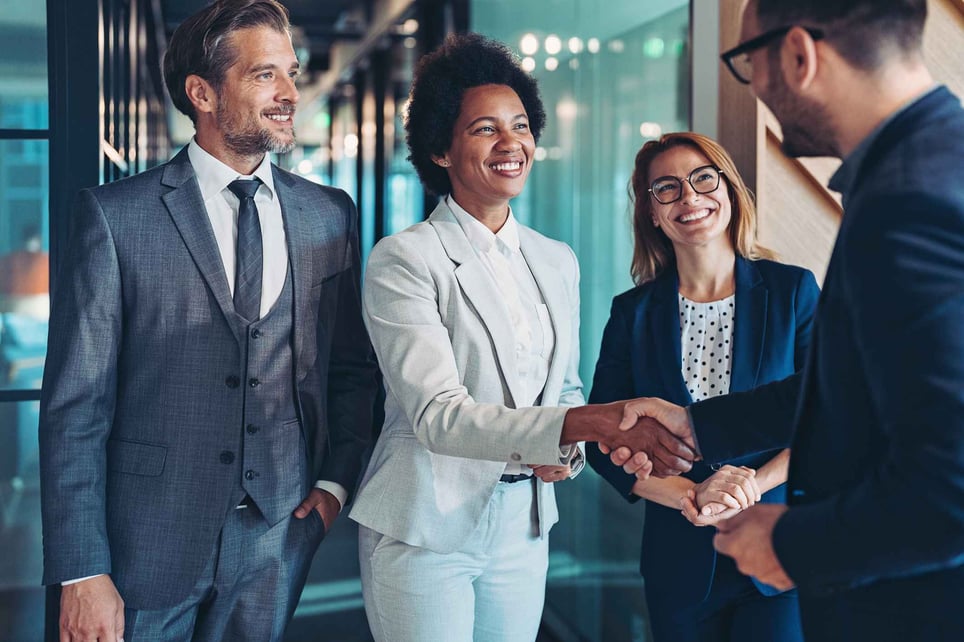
[314,480,348,510]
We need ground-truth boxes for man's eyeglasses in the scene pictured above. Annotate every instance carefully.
[720,26,825,84]
[648,165,724,204]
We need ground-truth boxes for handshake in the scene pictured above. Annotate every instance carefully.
[560,397,699,478]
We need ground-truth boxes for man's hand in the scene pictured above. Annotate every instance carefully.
[714,504,795,590]
[60,574,124,642]
[562,402,695,477]
[293,488,341,530]
[618,397,696,449]
[528,464,572,483]
[602,397,700,477]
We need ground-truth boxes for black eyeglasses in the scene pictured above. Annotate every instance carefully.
[648,165,724,204]
[720,26,825,84]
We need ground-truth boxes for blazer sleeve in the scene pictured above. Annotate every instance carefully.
[793,268,820,369]
[586,295,641,500]
[39,189,120,585]
[773,192,964,590]
[558,245,587,474]
[362,234,570,465]
[318,190,378,494]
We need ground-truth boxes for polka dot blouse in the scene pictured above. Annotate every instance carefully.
[679,293,734,401]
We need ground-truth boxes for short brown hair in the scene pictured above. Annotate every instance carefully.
[163,0,291,123]
[629,132,776,284]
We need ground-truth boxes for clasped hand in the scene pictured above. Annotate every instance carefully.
[680,464,761,526]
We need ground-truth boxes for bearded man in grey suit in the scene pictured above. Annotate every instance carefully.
[39,1,377,640]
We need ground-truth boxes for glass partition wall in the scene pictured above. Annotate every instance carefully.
[473,2,691,639]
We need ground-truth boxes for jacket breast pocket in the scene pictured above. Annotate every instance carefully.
[107,438,167,477]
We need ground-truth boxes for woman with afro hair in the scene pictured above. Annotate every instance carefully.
[349,32,588,642]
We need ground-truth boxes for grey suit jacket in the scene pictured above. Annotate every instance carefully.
[349,200,585,553]
[39,147,377,609]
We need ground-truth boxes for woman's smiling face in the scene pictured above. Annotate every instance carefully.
[648,145,733,252]
[435,84,535,218]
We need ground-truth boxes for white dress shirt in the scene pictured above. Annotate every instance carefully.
[447,196,574,476]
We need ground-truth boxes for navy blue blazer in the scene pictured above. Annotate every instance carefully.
[691,87,964,639]
[588,257,819,607]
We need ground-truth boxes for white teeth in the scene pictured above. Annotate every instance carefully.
[266,114,291,121]
[678,209,711,223]
[491,161,522,171]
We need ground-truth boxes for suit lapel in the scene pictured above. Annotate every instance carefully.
[519,227,569,401]
[429,203,526,407]
[649,269,692,403]
[161,148,242,343]
[731,257,766,393]
[273,167,311,364]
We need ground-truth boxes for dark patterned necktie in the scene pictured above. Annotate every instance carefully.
[228,178,263,322]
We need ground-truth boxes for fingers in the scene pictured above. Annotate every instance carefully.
[617,400,643,431]
[530,465,572,483]
[696,465,760,509]
[608,446,632,466]
[628,454,653,480]
[293,488,323,519]
[680,489,701,523]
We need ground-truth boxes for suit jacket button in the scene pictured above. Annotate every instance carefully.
[246,423,259,434]
[251,328,262,339]
[220,451,235,464]
[248,377,261,388]
[245,469,258,480]
[510,453,522,462]
[225,375,240,389]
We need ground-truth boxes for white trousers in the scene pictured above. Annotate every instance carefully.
[358,479,549,642]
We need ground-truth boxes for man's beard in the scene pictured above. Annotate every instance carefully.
[217,102,296,157]
[764,60,839,159]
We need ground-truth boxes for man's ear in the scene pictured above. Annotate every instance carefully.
[781,26,820,91]
[185,74,217,115]
[431,154,451,168]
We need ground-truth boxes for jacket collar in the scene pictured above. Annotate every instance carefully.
[646,256,766,402]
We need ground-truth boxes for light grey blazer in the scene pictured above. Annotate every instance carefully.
[349,200,585,553]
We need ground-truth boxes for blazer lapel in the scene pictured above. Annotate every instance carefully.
[429,203,526,407]
[649,269,692,403]
[273,167,311,366]
[161,148,242,343]
[519,228,569,401]
[731,257,766,392]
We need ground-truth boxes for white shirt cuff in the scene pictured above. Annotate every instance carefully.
[314,480,347,510]
[62,574,104,586]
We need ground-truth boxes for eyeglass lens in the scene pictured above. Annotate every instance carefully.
[651,166,721,204]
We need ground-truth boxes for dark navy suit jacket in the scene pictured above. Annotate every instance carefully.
[691,87,964,640]
[588,257,819,607]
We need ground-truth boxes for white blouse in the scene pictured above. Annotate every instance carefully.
[679,293,735,401]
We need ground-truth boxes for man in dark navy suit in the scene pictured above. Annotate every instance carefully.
[615,1,964,639]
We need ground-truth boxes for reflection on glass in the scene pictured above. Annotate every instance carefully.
[473,2,691,640]
[0,3,49,128]
[0,400,43,641]
[0,139,49,392]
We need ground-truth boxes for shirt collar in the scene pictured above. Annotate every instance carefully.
[446,194,521,256]
[187,138,277,202]
[828,85,940,196]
